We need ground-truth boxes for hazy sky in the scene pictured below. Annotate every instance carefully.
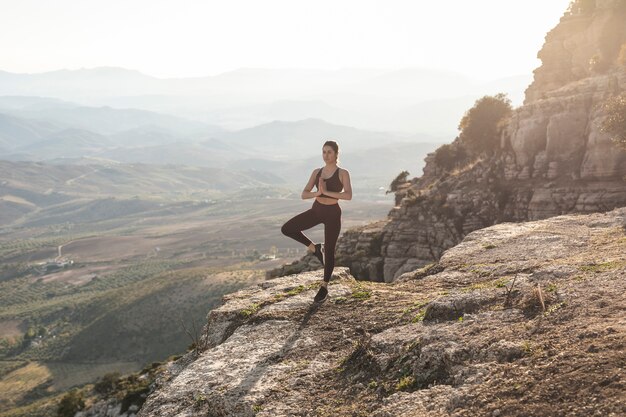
[1,0,571,80]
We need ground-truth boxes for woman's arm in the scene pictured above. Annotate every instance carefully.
[319,169,352,200]
[301,169,322,200]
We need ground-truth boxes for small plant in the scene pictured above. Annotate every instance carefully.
[57,389,85,417]
[368,380,378,389]
[599,93,626,149]
[239,303,261,318]
[521,340,545,357]
[494,278,507,288]
[546,283,558,292]
[252,404,263,413]
[402,299,429,314]
[285,285,307,296]
[544,302,566,316]
[411,310,426,323]
[351,283,371,300]
[193,393,207,406]
[579,260,625,273]
[395,375,416,391]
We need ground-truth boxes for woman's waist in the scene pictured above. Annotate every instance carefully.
[313,197,340,207]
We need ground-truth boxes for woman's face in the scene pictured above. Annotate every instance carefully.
[322,145,337,163]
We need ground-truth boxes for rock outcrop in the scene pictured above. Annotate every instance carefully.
[335,1,626,282]
[137,207,626,417]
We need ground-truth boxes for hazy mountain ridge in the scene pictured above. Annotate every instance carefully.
[0,67,530,135]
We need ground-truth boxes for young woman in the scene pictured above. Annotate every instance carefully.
[281,140,352,302]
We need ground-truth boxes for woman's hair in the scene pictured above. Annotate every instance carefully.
[323,140,339,163]
[323,140,339,153]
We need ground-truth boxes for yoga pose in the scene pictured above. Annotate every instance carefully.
[281,140,352,302]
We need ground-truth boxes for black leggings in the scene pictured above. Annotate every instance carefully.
[281,200,342,282]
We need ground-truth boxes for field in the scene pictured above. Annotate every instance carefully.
[0,189,391,414]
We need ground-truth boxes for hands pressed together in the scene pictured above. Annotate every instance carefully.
[316,177,326,196]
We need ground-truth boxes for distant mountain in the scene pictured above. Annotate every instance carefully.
[218,118,413,159]
[0,67,529,136]
[93,141,247,167]
[0,97,219,136]
[13,128,113,159]
[0,112,64,149]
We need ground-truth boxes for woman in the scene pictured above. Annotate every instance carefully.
[281,140,352,303]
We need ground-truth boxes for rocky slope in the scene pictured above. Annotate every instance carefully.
[333,0,626,282]
[136,207,625,417]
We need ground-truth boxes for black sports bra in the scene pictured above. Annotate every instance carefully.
[315,167,343,199]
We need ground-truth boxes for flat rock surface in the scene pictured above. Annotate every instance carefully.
[138,207,626,417]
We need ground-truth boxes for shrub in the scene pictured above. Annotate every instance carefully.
[458,93,512,154]
[94,371,121,395]
[434,143,468,171]
[600,93,626,149]
[57,389,85,417]
[386,170,410,194]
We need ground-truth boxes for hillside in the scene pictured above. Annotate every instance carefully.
[336,0,626,282]
[135,206,625,417]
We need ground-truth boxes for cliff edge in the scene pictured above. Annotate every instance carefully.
[137,207,625,417]
[336,0,626,282]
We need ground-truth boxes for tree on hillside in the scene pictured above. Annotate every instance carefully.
[386,170,410,194]
[600,92,626,149]
[458,93,512,154]
[57,390,85,417]
[434,142,468,171]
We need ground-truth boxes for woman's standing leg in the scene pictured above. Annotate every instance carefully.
[322,204,342,283]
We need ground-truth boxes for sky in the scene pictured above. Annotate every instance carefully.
[0,0,572,81]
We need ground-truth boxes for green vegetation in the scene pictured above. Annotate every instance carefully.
[395,375,415,391]
[458,93,512,154]
[56,390,84,417]
[285,285,306,296]
[544,302,567,316]
[387,170,410,194]
[434,143,468,171]
[411,310,426,323]
[462,277,508,292]
[579,260,626,273]
[402,299,429,315]
[600,93,626,149]
[0,264,261,366]
[351,283,372,300]
[239,303,261,318]
[93,372,121,395]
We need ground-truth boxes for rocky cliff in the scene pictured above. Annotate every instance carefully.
[332,0,626,283]
[136,207,626,417]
